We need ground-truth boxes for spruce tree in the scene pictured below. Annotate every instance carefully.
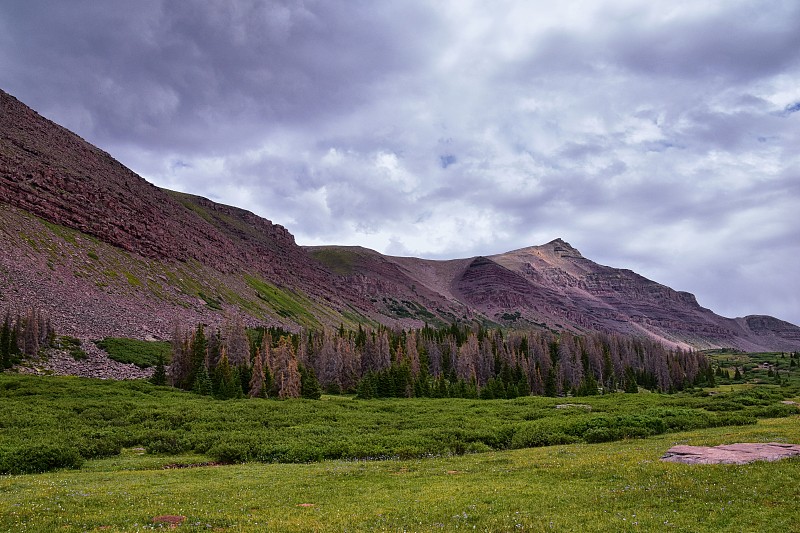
[274,336,301,399]
[356,373,377,399]
[249,348,266,398]
[544,368,558,397]
[299,363,322,399]
[150,353,167,386]
[188,325,207,391]
[192,365,213,396]
[22,308,39,357]
[0,312,10,370]
[213,348,238,399]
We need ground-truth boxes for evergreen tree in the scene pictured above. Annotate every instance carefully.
[299,363,322,399]
[230,366,244,399]
[734,366,742,381]
[237,364,251,397]
[192,365,213,396]
[150,352,167,386]
[356,372,377,399]
[188,324,208,391]
[274,336,301,399]
[576,373,599,396]
[623,367,639,393]
[22,308,39,357]
[544,367,558,397]
[249,347,267,398]
[213,348,238,399]
[0,312,10,370]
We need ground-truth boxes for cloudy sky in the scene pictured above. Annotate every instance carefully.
[1,1,799,324]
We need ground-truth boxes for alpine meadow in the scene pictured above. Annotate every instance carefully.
[3,2,800,531]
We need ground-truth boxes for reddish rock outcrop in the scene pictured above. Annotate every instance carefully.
[661,443,800,465]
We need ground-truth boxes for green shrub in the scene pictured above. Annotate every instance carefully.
[94,338,171,368]
[76,430,123,459]
[511,426,580,448]
[0,443,84,474]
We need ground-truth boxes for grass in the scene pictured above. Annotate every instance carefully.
[54,336,88,361]
[244,275,322,328]
[0,417,798,531]
[308,247,358,275]
[93,338,172,368]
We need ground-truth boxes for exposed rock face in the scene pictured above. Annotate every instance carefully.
[661,443,800,465]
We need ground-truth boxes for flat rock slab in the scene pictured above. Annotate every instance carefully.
[661,442,800,465]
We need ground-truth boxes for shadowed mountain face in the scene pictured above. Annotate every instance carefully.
[2,88,799,350]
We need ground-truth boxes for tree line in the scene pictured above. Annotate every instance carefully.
[165,316,321,400]
[166,319,713,400]
[0,307,55,371]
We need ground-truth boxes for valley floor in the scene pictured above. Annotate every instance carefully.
[1,416,799,532]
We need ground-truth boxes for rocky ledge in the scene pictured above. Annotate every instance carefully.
[14,340,153,380]
[661,442,800,465]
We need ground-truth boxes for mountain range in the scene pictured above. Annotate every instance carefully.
[2,88,799,351]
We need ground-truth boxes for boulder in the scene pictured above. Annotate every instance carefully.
[661,442,800,465]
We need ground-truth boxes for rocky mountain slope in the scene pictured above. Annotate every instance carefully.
[0,88,379,339]
[308,242,800,351]
[2,88,799,351]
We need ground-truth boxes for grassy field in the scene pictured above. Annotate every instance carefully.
[0,417,798,532]
[1,371,799,531]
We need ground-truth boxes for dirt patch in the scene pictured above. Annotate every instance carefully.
[163,461,227,469]
[661,442,800,465]
[152,515,185,528]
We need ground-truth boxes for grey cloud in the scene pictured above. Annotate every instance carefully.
[1,0,799,324]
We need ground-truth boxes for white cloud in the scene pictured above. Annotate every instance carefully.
[2,0,799,324]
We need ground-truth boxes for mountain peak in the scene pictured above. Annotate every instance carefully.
[544,238,582,258]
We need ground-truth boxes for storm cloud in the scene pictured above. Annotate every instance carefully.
[1,0,799,324]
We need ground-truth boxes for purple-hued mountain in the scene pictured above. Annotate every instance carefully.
[2,88,798,351]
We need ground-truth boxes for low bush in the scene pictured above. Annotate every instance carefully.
[0,442,84,474]
[0,375,795,474]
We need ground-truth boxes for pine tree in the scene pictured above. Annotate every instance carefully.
[299,363,322,399]
[223,314,250,367]
[150,352,167,386]
[168,325,191,389]
[544,367,558,397]
[734,366,742,381]
[249,347,266,398]
[356,372,377,399]
[22,308,39,357]
[274,336,301,399]
[0,312,11,370]
[188,324,207,391]
[623,367,639,393]
[213,347,238,399]
[192,365,213,396]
